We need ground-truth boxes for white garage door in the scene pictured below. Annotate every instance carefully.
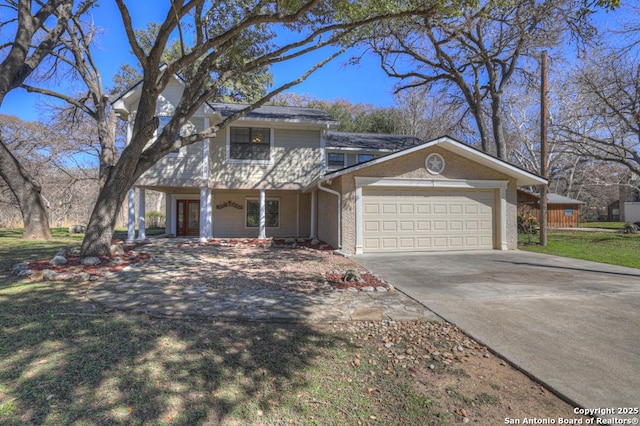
[362,189,495,252]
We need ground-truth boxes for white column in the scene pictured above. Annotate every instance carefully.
[500,186,508,250]
[259,189,266,239]
[207,191,213,239]
[355,185,363,254]
[127,188,136,243]
[310,189,317,239]
[137,189,146,241]
[199,188,213,241]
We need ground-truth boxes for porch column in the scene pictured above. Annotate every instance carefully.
[500,186,508,250]
[259,189,266,239]
[355,185,363,254]
[200,187,212,242]
[126,188,136,243]
[310,189,317,239]
[137,189,146,241]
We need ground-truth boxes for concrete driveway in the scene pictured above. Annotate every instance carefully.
[354,250,640,413]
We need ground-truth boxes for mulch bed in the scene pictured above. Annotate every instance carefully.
[177,238,335,251]
[325,272,387,290]
[24,240,150,275]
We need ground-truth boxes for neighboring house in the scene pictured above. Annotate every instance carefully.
[618,180,640,223]
[517,190,585,228]
[113,75,545,254]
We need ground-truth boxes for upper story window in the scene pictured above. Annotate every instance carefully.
[157,115,181,154]
[327,152,345,168]
[230,127,271,161]
[358,154,375,163]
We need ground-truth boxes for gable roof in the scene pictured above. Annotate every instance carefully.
[319,135,546,187]
[325,131,424,151]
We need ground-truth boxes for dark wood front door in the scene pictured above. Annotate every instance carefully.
[177,200,200,236]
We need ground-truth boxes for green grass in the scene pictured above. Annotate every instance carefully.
[519,231,640,269]
[578,222,625,230]
[0,228,166,274]
[0,229,83,274]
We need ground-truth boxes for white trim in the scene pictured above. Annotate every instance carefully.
[323,136,546,187]
[326,147,394,153]
[137,189,146,241]
[226,126,274,165]
[354,177,509,189]
[127,188,136,243]
[202,117,210,181]
[355,185,363,254]
[500,186,508,250]
[354,177,509,253]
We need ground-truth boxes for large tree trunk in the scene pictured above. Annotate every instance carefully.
[0,137,51,239]
[80,170,133,257]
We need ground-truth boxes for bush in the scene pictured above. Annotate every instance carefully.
[518,212,539,236]
[145,211,166,228]
[622,223,639,234]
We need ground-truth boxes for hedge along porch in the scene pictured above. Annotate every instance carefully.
[309,137,546,254]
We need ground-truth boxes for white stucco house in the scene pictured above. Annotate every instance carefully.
[113,75,546,254]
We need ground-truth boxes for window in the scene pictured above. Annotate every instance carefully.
[246,199,279,228]
[157,116,180,154]
[230,127,270,161]
[328,153,345,168]
[358,154,375,163]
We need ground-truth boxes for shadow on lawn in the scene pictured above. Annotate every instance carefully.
[0,281,344,424]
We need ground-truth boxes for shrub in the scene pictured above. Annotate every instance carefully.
[622,223,639,234]
[518,212,539,236]
[145,211,166,228]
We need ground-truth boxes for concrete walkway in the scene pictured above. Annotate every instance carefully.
[87,239,439,323]
[354,250,640,418]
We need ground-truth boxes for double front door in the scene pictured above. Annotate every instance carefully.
[176,200,200,236]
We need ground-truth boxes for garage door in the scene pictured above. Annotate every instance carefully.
[362,189,495,252]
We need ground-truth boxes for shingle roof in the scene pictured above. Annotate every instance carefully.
[547,193,585,204]
[208,103,337,124]
[325,131,425,151]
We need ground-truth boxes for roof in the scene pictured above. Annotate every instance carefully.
[517,189,584,204]
[316,136,546,187]
[325,131,424,151]
[111,71,338,126]
[548,193,585,204]
[207,103,337,126]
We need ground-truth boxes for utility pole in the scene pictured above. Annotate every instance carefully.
[540,51,549,246]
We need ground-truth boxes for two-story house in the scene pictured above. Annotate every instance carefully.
[113,76,545,254]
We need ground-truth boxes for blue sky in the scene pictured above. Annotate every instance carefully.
[1,1,397,123]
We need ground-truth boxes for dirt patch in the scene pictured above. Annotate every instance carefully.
[341,320,590,424]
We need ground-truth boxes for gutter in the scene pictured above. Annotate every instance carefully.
[317,180,341,249]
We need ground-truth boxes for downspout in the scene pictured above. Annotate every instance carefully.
[317,180,341,249]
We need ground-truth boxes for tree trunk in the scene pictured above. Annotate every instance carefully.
[491,91,507,160]
[80,170,133,257]
[0,137,52,239]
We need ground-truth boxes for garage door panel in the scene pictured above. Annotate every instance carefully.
[362,189,495,253]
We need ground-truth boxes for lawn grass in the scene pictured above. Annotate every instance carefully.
[519,230,640,269]
[578,222,625,230]
[0,279,450,425]
[0,229,83,274]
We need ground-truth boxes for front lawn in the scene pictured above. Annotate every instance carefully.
[519,231,640,269]
[0,229,83,274]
